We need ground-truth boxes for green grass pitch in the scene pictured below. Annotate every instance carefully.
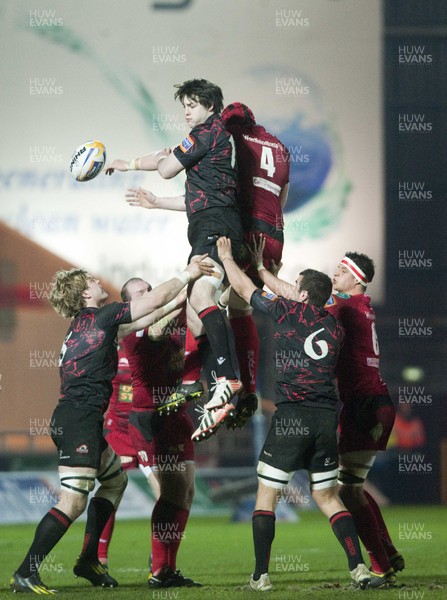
[1,506,446,599]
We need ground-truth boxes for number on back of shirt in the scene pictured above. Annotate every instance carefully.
[371,322,380,356]
[260,146,276,178]
[304,328,329,360]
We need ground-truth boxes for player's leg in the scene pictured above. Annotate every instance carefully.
[338,450,397,586]
[308,406,370,589]
[98,455,136,567]
[148,413,201,588]
[338,395,399,587]
[188,259,242,401]
[226,287,259,428]
[10,404,97,593]
[310,484,370,589]
[362,489,405,571]
[249,462,291,591]
[74,443,127,587]
[11,464,93,594]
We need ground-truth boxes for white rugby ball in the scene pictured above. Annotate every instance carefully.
[69,140,106,182]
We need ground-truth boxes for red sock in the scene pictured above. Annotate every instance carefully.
[364,490,398,557]
[230,315,259,393]
[349,503,391,573]
[152,499,186,575]
[167,507,190,571]
[182,328,201,382]
[98,511,116,564]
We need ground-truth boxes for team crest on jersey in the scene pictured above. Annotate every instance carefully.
[179,135,194,153]
[326,295,335,306]
[261,291,277,300]
[76,443,89,454]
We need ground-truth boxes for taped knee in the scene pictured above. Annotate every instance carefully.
[257,461,291,491]
[202,263,225,289]
[96,453,128,508]
[338,469,365,486]
[60,472,96,496]
[338,452,375,485]
[309,469,339,491]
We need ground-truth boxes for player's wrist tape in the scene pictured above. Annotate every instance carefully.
[257,262,266,271]
[177,271,191,286]
[161,299,177,316]
[126,158,140,171]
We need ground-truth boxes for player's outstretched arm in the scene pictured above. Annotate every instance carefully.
[125,187,186,211]
[118,256,214,338]
[251,235,294,299]
[119,290,187,339]
[217,237,257,304]
[105,148,172,175]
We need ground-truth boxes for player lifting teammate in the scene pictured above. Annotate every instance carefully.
[217,236,371,591]
[10,258,212,594]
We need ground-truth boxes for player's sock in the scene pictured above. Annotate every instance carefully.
[252,510,276,579]
[81,497,115,561]
[182,329,201,382]
[363,490,398,557]
[198,306,238,379]
[151,499,180,575]
[349,502,391,573]
[329,510,365,570]
[230,315,259,394]
[196,334,219,394]
[167,507,190,571]
[16,508,72,578]
[98,511,116,565]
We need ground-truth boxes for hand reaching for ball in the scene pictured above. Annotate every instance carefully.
[125,187,158,209]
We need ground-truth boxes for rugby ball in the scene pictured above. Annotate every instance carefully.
[69,140,106,182]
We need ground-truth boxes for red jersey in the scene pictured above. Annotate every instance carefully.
[232,124,290,231]
[107,345,133,421]
[123,313,186,409]
[325,292,388,402]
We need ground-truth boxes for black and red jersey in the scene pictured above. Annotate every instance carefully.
[123,312,186,410]
[58,302,132,412]
[325,292,388,402]
[250,290,343,408]
[173,113,238,218]
[232,125,289,231]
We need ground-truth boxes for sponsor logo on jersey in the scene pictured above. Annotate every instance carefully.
[261,291,277,300]
[75,444,89,454]
[138,450,149,463]
[179,135,194,153]
[325,295,335,306]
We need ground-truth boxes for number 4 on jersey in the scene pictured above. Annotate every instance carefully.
[260,146,276,178]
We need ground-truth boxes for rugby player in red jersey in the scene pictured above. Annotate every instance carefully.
[10,258,212,594]
[106,79,246,437]
[326,252,404,588]
[217,236,371,591]
[98,344,160,567]
[119,278,201,588]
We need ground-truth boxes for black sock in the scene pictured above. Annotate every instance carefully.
[17,508,72,578]
[196,334,217,393]
[252,510,276,579]
[329,510,365,570]
[81,497,114,561]
[198,306,238,379]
